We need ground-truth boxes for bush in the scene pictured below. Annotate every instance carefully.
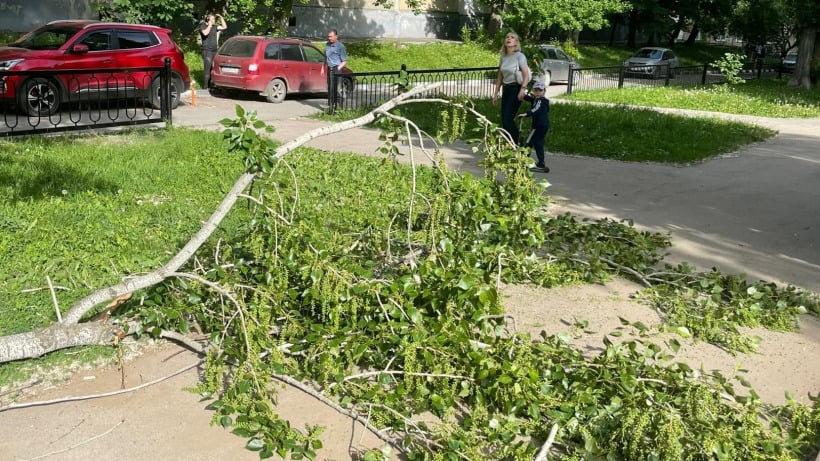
[713,52,746,85]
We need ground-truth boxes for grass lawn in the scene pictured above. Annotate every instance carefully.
[563,79,820,118]
[0,129,246,337]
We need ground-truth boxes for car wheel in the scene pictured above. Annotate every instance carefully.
[265,78,287,103]
[669,67,676,78]
[150,76,183,110]
[338,77,353,99]
[18,78,60,116]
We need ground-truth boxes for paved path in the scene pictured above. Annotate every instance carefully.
[174,90,820,293]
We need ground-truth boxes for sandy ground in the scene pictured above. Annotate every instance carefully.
[1,278,818,461]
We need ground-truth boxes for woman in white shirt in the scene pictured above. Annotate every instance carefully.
[492,32,530,146]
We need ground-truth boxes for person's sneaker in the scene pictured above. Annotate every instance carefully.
[542,165,550,173]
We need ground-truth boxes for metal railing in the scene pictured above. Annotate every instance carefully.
[326,61,788,112]
[328,65,497,113]
[1,58,174,137]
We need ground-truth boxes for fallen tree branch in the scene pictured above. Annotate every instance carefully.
[342,370,473,383]
[271,373,403,450]
[0,83,443,365]
[0,322,122,363]
[533,424,559,461]
[0,360,201,412]
[20,419,125,461]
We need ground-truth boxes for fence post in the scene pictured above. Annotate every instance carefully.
[618,64,625,89]
[567,65,575,94]
[702,63,708,84]
[664,63,671,86]
[326,71,334,115]
[162,57,172,124]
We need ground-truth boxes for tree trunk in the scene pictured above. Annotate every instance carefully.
[608,16,620,46]
[488,11,503,38]
[0,322,122,363]
[627,11,638,48]
[789,27,816,89]
[685,23,699,46]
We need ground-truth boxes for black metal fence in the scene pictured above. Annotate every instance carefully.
[568,63,784,94]
[329,61,787,113]
[1,58,175,137]
[329,65,497,113]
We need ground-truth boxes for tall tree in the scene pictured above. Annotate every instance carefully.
[730,0,817,88]
[492,0,630,42]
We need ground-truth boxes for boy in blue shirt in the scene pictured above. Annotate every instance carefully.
[518,80,550,173]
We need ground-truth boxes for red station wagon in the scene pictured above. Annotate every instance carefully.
[210,35,354,103]
[0,20,191,116]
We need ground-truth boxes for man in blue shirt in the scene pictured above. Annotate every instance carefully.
[325,29,348,108]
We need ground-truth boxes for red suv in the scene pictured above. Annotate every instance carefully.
[210,36,354,103]
[0,20,190,116]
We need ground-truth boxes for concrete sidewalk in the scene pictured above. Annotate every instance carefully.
[174,92,820,293]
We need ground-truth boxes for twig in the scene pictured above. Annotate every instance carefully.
[19,419,125,461]
[343,370,472,383]
[362,401,436,442]
[0,360,201,412]
[159,329,209,355]
[271,373,402,449]
[479,314,518,333]
[599,257,652,288]
[533,424,559,461]
[46,276,62,323]
[21,286,70,294]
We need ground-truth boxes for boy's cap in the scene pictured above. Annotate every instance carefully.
[533,81,546,90]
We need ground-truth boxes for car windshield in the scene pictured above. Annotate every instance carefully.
[12,26,81,50]
[218,39,257,57]
[634,48,663,59]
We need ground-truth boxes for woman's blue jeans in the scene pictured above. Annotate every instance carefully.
[501,83,523,145]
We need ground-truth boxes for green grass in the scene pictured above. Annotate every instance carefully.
[185,49,205,89]
[369,99,775,163]
[327,40,500,72]
[0,128,248,387]
[563,78,820,118]
[0,129,246,337]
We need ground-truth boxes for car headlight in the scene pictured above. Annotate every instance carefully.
[0,59,23,71]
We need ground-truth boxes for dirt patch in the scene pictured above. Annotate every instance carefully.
[1,280,818,461]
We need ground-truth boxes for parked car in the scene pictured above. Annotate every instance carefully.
[0,20,190,116]
[533,44,578,86]
[623,47,679,78]
[210,35,355,103]
[781,52,798,73]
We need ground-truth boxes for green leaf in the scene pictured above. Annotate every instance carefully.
[676,326,692,338]
[246,438,265,451]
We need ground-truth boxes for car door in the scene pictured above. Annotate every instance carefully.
[553,48,573,81]
[662,50,678,69]
[60,29,118,99]
[540,47,569,81]
[301,44,327,92]
[279,43,312,93]
[112,28,162,94]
